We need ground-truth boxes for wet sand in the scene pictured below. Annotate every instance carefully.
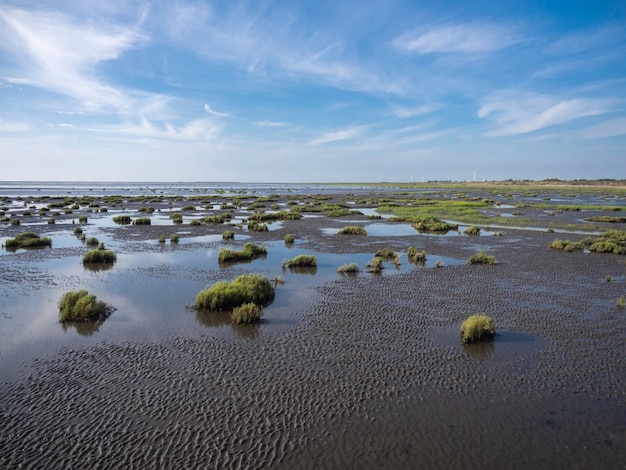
[1,186,625,468]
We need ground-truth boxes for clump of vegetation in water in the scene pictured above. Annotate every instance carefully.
[58,289,111,322]
[284,233,295,244]
[158,234,166,243]
[10,218,20,226]
[113,215,132,225]
[282,254,317,268]
[231,302,262,324]
[78,215,88,223]
[550,230,626,255]
[73,226,83,235]
[171,213,183,224]
[248,220,268,232]
[133,217,151,225]
[584,215,626,223]
[222,230,235,240]
[407,246,426,264]
[465,226,481,236]
[338,226,367,235]
[467,251,497,265]
[461,314,496,344]
[195,274,275,311]
[375,247,400,265]
[85,237,99,246]
[367,256,384,273]
[412,216,458,233]
[218,242,267,263]
[170,233,179,243]
[4,232,52,249]
[337,263,360,274]
[83,246,116,264]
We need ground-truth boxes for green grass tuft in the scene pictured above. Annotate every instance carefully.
[113,215,132,225]
[231,302,262,324]
[407,246,426,263]
[83,249,116,264]
[282,254,317,269]
[58,289,110,322]
[133,217,151,225]
[284,233,295,244]
[468,251,497,265]
[195,274,275,311]
[338,226,367,235]
[461,314,496,344]
[5,232,52,249]
[337,263,360,274]
[465,226,481,236]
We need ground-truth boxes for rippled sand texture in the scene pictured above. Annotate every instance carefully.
[2,226,625,470]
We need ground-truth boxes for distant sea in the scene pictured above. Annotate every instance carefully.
[0,181,362,198]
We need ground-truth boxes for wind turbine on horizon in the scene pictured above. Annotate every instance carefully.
[473,169,477,182]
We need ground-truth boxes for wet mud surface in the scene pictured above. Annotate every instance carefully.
[1,183,625,468]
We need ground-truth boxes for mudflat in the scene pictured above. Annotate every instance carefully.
[1,182,625,469]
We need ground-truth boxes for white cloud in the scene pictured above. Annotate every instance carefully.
[0,6,145,110]
[392,104,440,118]
[309,126,363,145]
[393,23,519,54]
[478,91,615,136]
[89,117,223,142]
[203,104,234,118]
[581,118,626,139]
[253,121,288,128]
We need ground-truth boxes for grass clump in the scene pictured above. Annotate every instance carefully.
[133,217,151,225]
[171,213,183,224]
[617,296,625,309]
[113,215,132,225]
[468,250,497,265]
[158,234,166,243]
[461,314,496,344]
[411,216,458,233]
[408,246,426,263]
[550,239,585,252]
[222,230,235,240]
[170,233,179,243]
[465,226,481,236]
[85,237,99,246]
[248,220,268,232]
[195,274,275,311]
[4,232,52,249]
[58,289,110,322]
[218,242,267,263]
[367,256,384,273]
[282,254,317,268]
[337,263,360,274]
[231,302,262,324]
[284,233,295,244]
[338,226,367,235]
[83,249,116,264]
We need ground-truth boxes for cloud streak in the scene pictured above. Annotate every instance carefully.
[393,23,520,54]
[478,91,615,136]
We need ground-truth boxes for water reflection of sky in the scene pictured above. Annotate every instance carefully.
[0,229,467,381]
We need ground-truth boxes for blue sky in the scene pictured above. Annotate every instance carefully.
[1,0,625,182]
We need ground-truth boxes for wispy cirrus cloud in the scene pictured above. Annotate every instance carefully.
[478,91,616,136]
[309,126,364,145]
[393,22,520,54]
[253,120,288,128]
[204,104,234,118]
[391,104,440,118]
[0,6,145,110]
[90,117,222,142]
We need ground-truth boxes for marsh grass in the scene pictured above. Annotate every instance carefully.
[282,254,317,268]
[83,249,116,264]
[195,274,275,311]
[468,250,497,265]
[78,215,88,223]
[465,226,481,236]
[461,314,496,344]
[550,230,626,255]
[133,217,151,225]
[58,289,111,322]
[248,220,268,232]
[218,242,267,263]
[338,226,367,235]
[158,234,166,243]
[284,233,295,244]
[337,263,360,274]
[617,296,625,309]
[170,233,179,243]
[367,256,384,273]
[222,230,235,240]
[407,246,426,264]
[4,232,52,249]
[113,215,132,225]
[85,237,99,246]
[231,302,262,324]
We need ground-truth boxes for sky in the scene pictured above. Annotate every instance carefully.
[0,0,625,182]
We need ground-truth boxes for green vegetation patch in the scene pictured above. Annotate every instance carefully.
[407,246,426,263]
[83,249,117,264]
[113,215,132,225]
[284,233,295,244]
[58,289,111,322]
[195,274,275,311]
[412,216,458,233]
[222,230,235,240]
[337,263,360,274]
[231,302,262,324]
[218,242,267,263]
[550,230,626,255]
[467,250,497,265]
[133,217,151,225]
[338,226,367,235]
[282,254,317,268]
[465,226,481,236]
[584,216,626,223]
[4,232,52,249]
[461,314,496,344]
